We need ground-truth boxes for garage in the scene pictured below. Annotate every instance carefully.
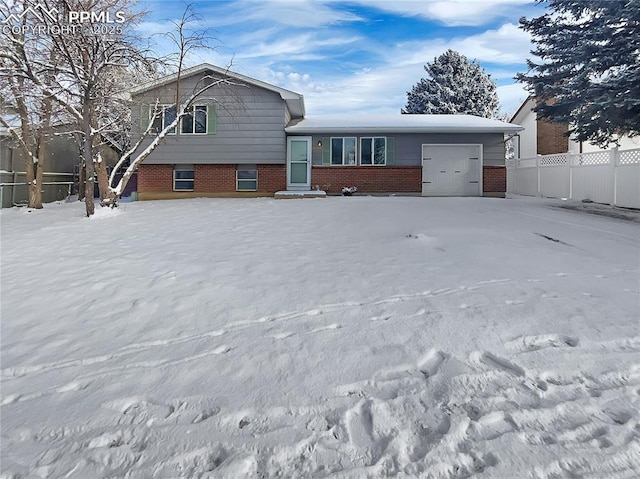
[422,144,482,196]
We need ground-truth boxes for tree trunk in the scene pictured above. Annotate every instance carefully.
[78,162,86,201]
[83,114,95,216]
[84,157,95,216]
[25,159,43,209]
[95,155,111,202]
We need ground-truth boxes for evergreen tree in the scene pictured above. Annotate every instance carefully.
[403,49,499,118]
[517,0,640,146]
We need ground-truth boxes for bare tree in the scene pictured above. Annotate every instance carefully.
[2,0,234,215]
[107,2,228,204]
[0,1,59,208]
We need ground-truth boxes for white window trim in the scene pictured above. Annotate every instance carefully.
[173,165,194,191]
[180,105,208,135]
[151,104,177,135]
[330,137,357,166]
[360,137,387,166]
[236,166,258,191]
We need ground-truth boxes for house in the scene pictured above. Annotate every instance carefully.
[510,97,640,158]
[130,64,522,199]
[0,121,81,208]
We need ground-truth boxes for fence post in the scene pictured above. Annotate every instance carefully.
[11,171,18,206]
[610,146,618,207]
[536,156,541,197]
[568,153,574,201]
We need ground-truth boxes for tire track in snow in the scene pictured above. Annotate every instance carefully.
[1,345,232,407]
[0,282,499,381]
[8,274,620,385]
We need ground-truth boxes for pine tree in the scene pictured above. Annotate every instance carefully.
[403,49,499,118]
[516,0,640,146]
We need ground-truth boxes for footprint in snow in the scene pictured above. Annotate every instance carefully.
[506,334,579,352]
[417,349,446,379]
[478,352,525,377]
[273,332,294,340]
[310,324,341,333]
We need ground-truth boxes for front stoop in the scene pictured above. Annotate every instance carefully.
[274,190,327,199]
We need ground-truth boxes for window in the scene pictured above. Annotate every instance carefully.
[360,137,386,165]
[173,164,194,191]
[237,165,257,191]
[181,105,207,134]
[151,105,177,134]
[330,137,357,165]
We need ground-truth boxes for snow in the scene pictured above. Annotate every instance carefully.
[285,114,523,134]
[1,196,639,478]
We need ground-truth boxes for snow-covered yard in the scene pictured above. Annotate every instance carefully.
[1,196,639,478]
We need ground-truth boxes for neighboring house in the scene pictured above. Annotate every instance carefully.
[0,122,81,208]
[131,63,522,199]
[510,97,640,158]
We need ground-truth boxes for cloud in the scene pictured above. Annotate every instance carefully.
[233,33,361,61]
[205,0,363,28]
[497,83,530,117]
[139,1,537,119]
[395,23,532,67]
[341,0,532,26]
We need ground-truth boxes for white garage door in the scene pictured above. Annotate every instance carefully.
[422,144,482,196]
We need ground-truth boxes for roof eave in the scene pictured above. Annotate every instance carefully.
[285,126,524,134]
[130,63,304,108]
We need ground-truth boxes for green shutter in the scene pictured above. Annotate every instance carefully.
[386,137,395,165]
[140,104,149,133]
[207,104,217,135]
[321,137,330,164]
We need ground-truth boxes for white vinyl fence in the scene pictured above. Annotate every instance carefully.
[506,148,640,209]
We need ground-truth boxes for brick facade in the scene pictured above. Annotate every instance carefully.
[138,163,506,199]
[311,166,421,194]
[483,166,506,196]
[537,118,569,155]
[137,163,286,199]
[138,164,173,193]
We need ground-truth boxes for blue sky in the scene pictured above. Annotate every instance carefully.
[138,0,546,118]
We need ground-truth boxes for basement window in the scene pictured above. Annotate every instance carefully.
[174,164,194,191]
[237,165,257,191]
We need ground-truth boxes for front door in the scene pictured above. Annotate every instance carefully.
[287,137,312,190]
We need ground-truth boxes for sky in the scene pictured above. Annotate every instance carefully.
[137,0,547,118]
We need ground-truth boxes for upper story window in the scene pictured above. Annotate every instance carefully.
[181,105,208,134]
[360,137,387,165]
[331,137,357,165]
[151,105,177,134]
[146,103,216,136]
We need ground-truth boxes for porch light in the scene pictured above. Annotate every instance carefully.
[317,140,322,147]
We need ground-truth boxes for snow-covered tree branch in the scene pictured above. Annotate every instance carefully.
[403,49,499,118]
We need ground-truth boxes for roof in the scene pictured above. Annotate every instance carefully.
[510,97,536,124]
[285,114,524,134]
[130,63,305,118]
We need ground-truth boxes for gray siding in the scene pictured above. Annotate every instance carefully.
[1,130,80,172]
[305,132,505,166]
[1,131,80,208]
[0,138,12,170]
[132,72,288,165]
